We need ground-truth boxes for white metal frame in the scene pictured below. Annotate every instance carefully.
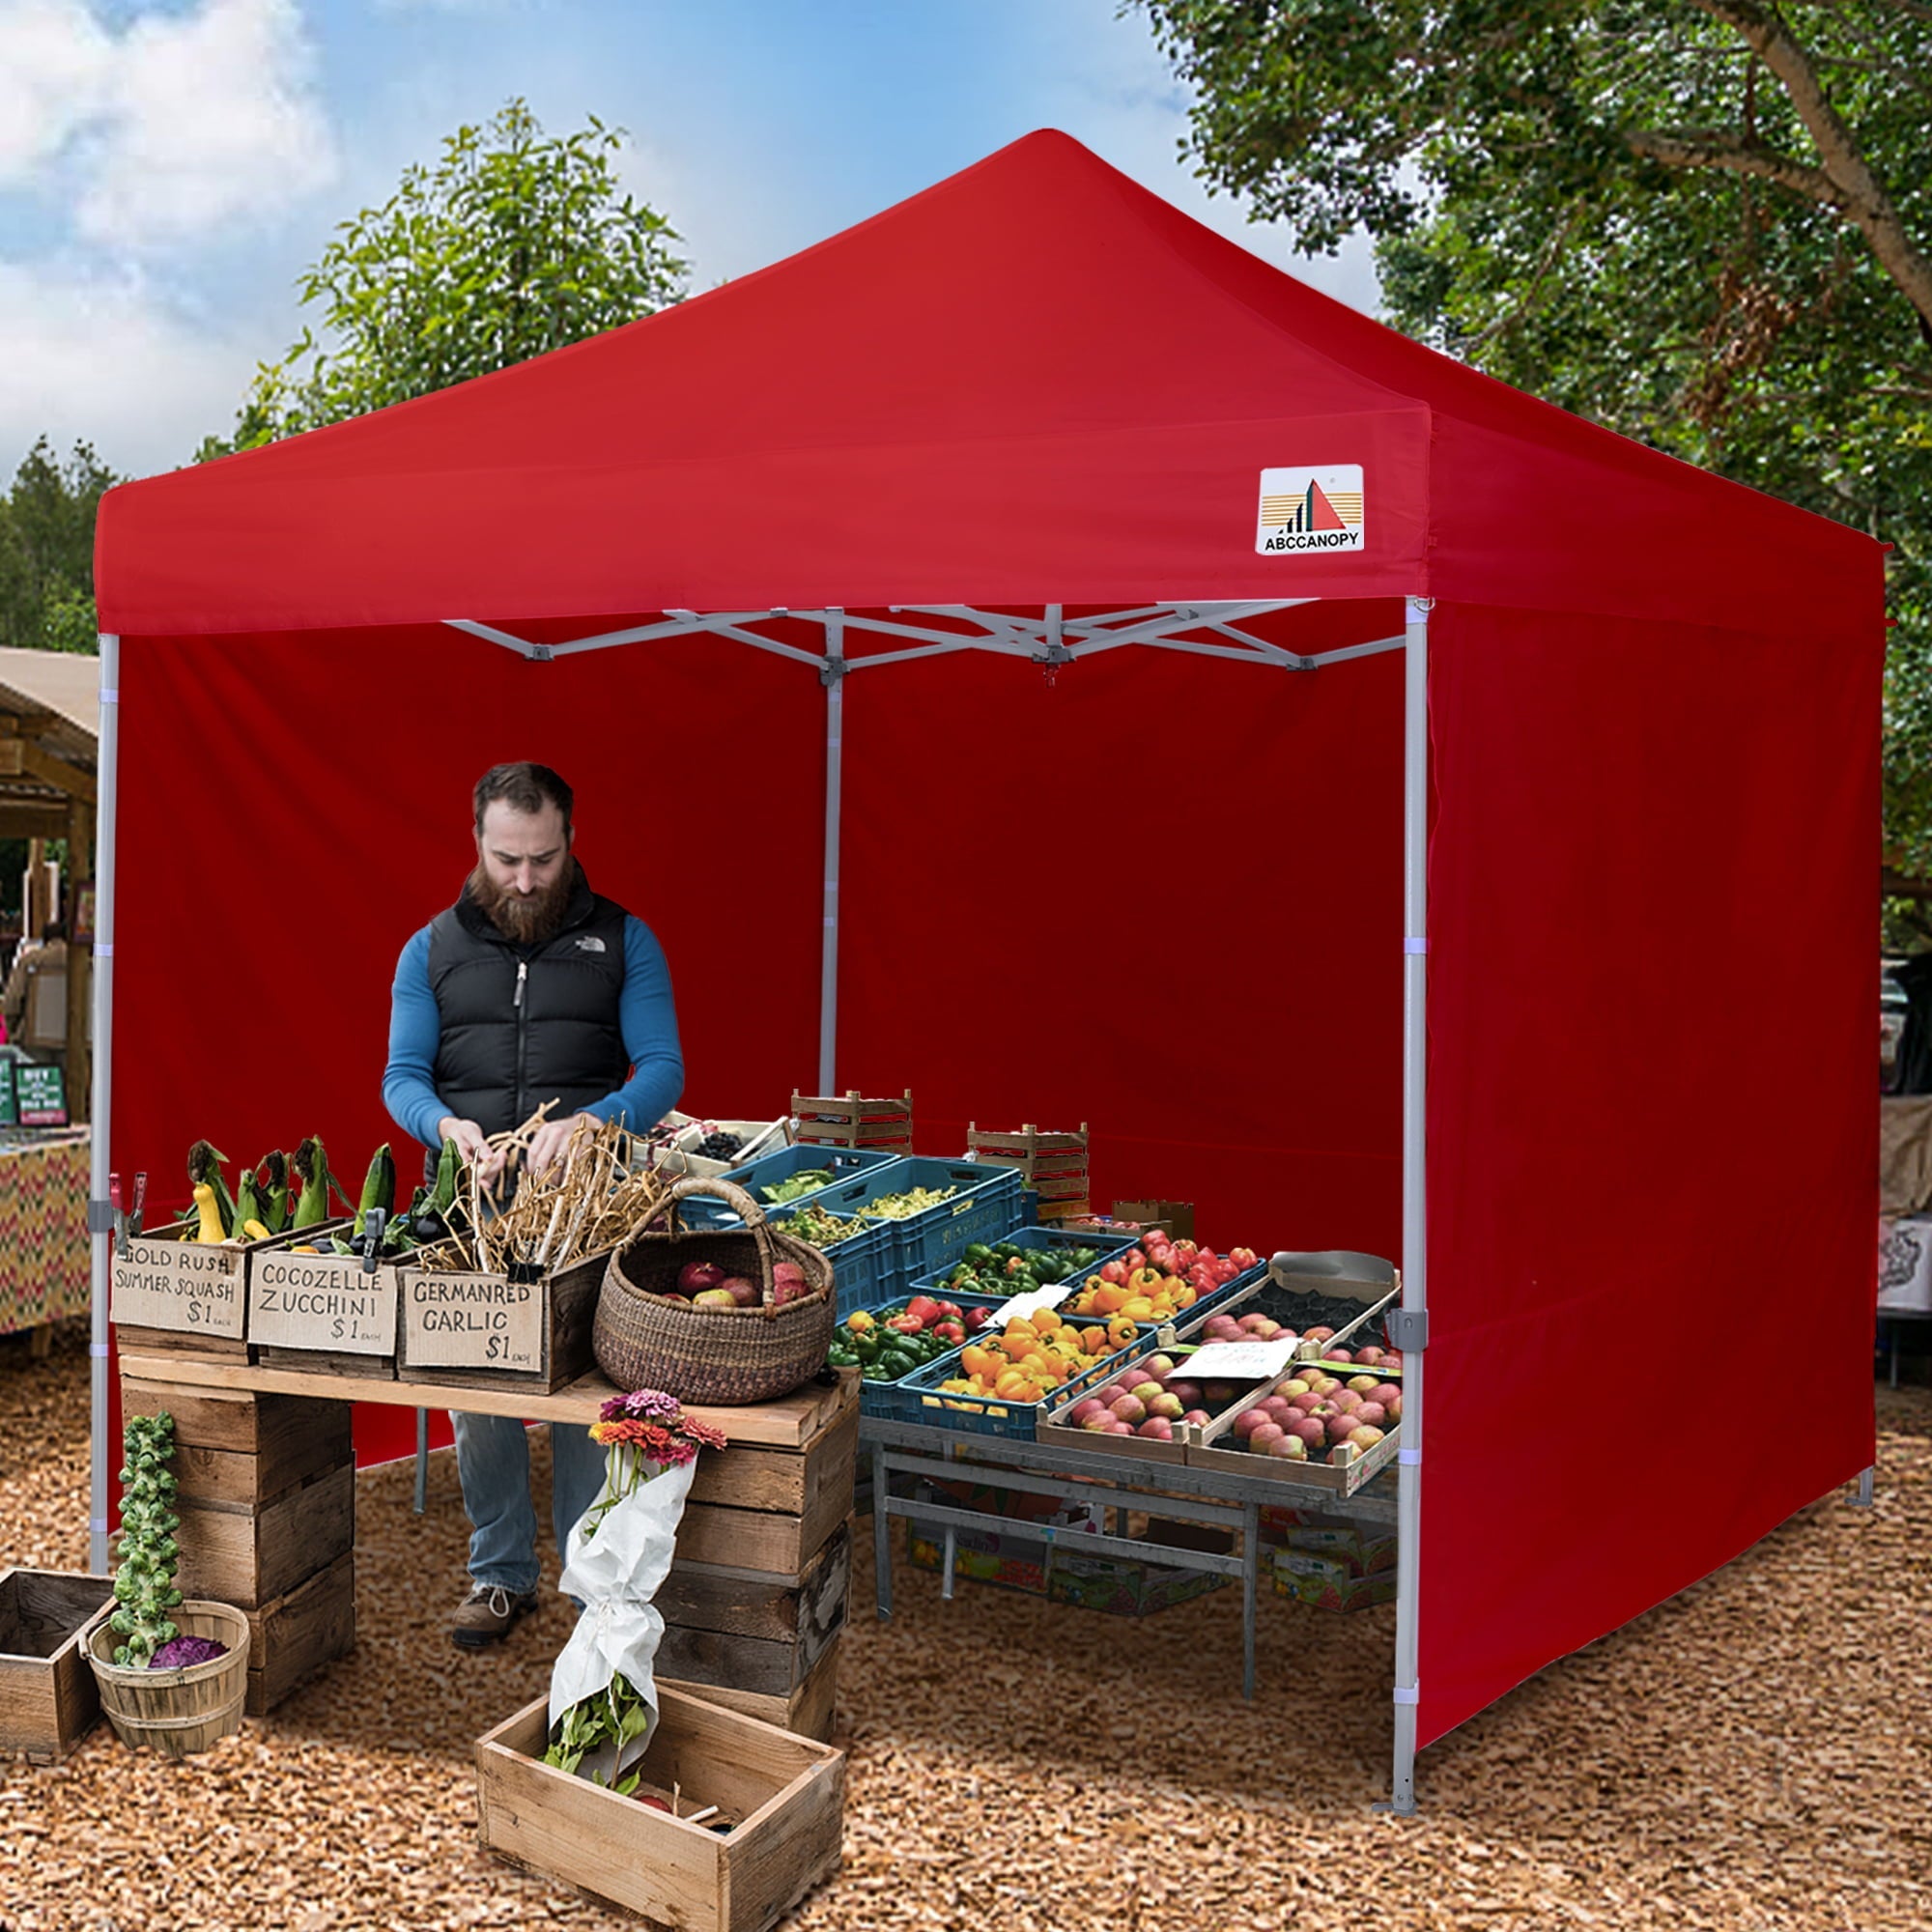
[86,597,1425,1793]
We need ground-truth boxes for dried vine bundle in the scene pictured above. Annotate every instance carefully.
[417,1110,676,1276]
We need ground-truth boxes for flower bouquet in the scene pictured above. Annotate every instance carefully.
[543,1390,726,1793]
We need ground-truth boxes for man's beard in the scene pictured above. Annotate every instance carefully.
[469,858,577,946]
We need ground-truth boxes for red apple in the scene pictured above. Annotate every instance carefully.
[1181,1409,1212,1427]
[1348,1425,1386,1451]
[1149,1392,1184,1421]
[677,1261,727,1295]
[1355,1402,1388,1429]
[1067,1398,1106,1426]
[1370,1383,1403,1407]
[1289,1416,1326,1448]
[1110,1395,1147,1426]
[1232,1407,1271,1439]
[1266,1433,1307,1461]
[1306,1326,1336,1343]
[719,1275,761,1308]
[1248,1423,1286,1454]
[1137,1418,1175,1440]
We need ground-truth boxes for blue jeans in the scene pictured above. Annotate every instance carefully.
[451,1412,611,1597]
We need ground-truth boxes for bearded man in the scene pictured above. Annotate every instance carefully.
[383,760,684,1648]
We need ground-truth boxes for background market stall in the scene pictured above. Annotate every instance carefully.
[91,129,1883,1808]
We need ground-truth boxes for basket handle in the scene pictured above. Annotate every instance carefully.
[666,1173,782,1263]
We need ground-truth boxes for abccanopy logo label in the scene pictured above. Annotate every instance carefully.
[1256,466,1365,554]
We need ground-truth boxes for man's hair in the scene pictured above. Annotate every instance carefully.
[472,762,574,838]
[42,921,65,943]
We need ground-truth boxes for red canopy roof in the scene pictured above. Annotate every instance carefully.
[97,128,1873,640]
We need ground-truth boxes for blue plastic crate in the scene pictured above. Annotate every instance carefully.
[838,1289,1009,1417]
[761,1203,893,1319]
[869,1320,1164,1438]
[904,1225,1138,1301]
[684,1145,900,1227]
[855,1158,1027,1291]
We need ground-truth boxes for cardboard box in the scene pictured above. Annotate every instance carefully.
[1272,1564,1397,1613]
[906,1522,1052,1598]
[1110,1200,1197,1240]
[1272,1522,1398,1578]
[1048,1554,1227,1617]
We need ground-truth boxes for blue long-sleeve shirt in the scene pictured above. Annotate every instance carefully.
[383,915,684,1151]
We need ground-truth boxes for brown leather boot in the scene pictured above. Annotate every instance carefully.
[449,1583,539,1649]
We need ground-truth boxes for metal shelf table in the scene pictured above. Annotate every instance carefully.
[861,1413,1398,1700]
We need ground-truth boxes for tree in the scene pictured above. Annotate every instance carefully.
[0,438,119,653]
[1137,0,1932,870]
[204,99,689,454]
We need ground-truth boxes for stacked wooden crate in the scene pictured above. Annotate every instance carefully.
[654,1376,857,1742]
[120,1376,356,1717]
[790,1090,914,1156]
[965,1121,1091,1221]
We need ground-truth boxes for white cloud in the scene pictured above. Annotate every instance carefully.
[0,259,264,475]
[0,0,114,180]
[0,0,337,245]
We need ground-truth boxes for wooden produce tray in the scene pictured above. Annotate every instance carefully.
[791,1089,914,1153]
[965,1121,1090,1221]
[396,1244,610,1392]
[476,1687,845,1932]
[112,1217,350,1361]
[1186,1360,1404,1496]
[0,1569,111,1762]
[249,1229,402,1378]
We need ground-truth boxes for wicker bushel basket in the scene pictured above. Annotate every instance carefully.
[85,1601,250,1758]
[593,1177,835,1406]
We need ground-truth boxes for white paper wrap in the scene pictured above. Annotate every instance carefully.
[546,1451,696,1780]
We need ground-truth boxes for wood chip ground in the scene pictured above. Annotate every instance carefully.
[3,1320,1927,1931]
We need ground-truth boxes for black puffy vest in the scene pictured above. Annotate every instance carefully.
[427,869,630,1138]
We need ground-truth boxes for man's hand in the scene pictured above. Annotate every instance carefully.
[438,1116,506,1187]
[526,1113,600,1179]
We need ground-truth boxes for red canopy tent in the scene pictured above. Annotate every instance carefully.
[92,129,1882,1806]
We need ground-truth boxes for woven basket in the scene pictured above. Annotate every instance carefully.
[86,1602,250,1758]
[593,1177,835,1406]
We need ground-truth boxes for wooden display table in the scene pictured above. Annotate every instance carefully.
[116,1353,857,1734]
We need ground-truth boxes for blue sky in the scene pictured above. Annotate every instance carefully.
[0,0,1379,478]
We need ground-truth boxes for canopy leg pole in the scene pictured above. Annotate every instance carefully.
[1387,597,1430,1816]
[88,634,122,1576]
[817,619,846,1094]
[1855,1466,1875,1508]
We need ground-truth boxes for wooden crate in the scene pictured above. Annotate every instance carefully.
[0,1569,111,1762]
[660,1640,840,1745]
[173,1461,355,1610]
[676,1410,857,1577]
[123,1379,354,1509]
[244,1551,355,1716]
[656,1528,849,1700]
[250,1238,402,1378]
[475,1687,845,1932]
[112,1216,353,1359]
[396,1245,608,1392]
[790,1089,914,1154]
[965,1121,1091,1221]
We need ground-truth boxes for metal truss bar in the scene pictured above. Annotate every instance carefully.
[445,618,547,657]
[670,616,827,668]
[545,617,698,657]
[1309,633,1407,668]
[1140,637,1306,667]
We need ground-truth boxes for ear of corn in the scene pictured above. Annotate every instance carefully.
[233,1168,261,1234]
[429,1137,461,1215]
[291,1137,334,1229]
[353,1144,397,1237]
[256,1151,289,1233]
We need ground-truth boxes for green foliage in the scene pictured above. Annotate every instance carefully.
[542,1670,654,1786]
[1138,0,1932,864]
[0,437,116,653]
[210,99,688,452]
[110,1412,184,1666]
